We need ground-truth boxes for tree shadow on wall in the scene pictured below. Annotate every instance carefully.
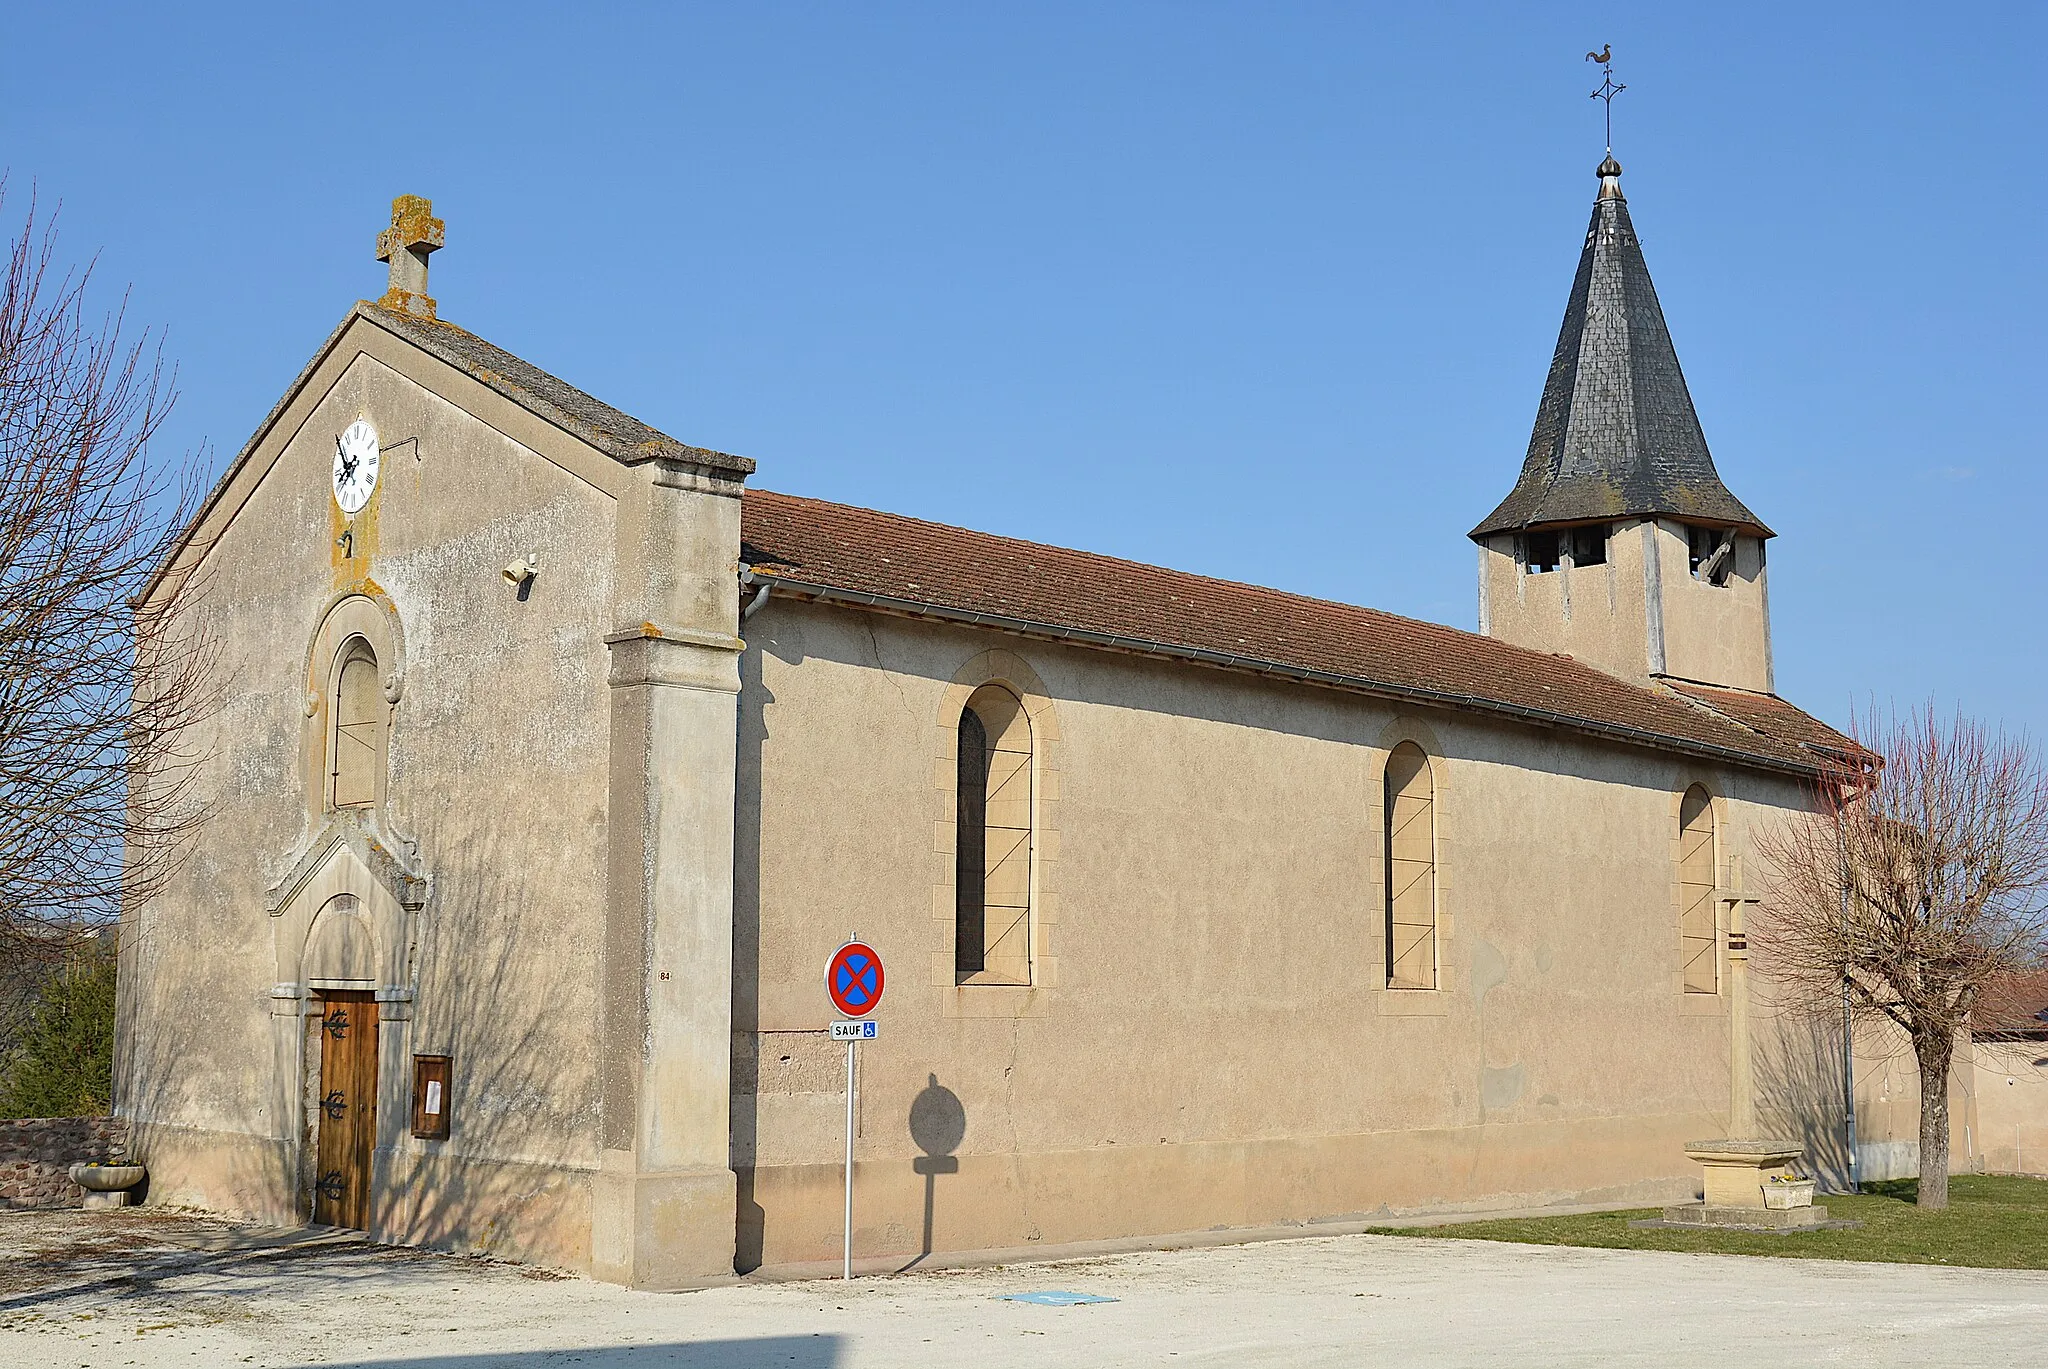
[116,890,298,1228]
[731,634,770,1273]
[372,812,601,1266]
[1755,1003,1858,1192]
[116,803,608,1291]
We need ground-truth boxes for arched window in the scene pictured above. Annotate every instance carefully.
[1679,785,1718,993]
[331,639,383,811]
[1384,741,1437,990]
[955,685,1032,984]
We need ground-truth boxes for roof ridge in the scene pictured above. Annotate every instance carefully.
[742,487,1816,760]
[145,300,753,603]
[750,487,1544,657]
[360,303,754,474]
[743,488,1836,773]
[1657,677,1774,732]
[1659,677,1780,698]
[1661,678,1863,762]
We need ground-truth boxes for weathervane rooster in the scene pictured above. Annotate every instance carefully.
[1586,44,1624,152]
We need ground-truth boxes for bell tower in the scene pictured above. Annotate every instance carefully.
[1472,156,1775,692]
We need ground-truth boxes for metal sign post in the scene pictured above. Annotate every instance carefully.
[824,938,884,1281]
[843,1031,854,1281]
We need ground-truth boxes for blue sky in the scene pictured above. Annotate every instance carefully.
[7,4,2042,738]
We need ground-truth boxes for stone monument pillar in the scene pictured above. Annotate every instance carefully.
[1662,859,1833,1230]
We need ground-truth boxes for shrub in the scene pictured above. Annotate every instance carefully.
[0,940,117,1118]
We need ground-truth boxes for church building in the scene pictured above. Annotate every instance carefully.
[120,158,1866,1286]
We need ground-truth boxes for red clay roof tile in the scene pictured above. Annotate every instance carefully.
[1662,681,1861,762]
[1975,970,2048,1039]
[740,488,1844,776]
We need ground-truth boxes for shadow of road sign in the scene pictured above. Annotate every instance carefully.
[905,1073,967,1270]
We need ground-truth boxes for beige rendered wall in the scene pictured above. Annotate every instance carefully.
[733,597,1833,1270]
[1842,1025,2048,1184]
[1479,520,1772,693]
[1972,1041,2048,1177]
[1744,999,1957,1188]
[1478,521,1654,683]
[1648,520,1772,692]
[119,338,618,1268]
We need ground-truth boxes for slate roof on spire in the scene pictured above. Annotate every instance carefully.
[1471,158,1770,540]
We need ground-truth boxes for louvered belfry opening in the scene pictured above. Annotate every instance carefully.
[955,686,1033,984]
[332,639,382,810]
[1384,742,1437,990]
[1679,785,1719,993]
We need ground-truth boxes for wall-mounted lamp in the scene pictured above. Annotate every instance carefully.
[502,553,538,589]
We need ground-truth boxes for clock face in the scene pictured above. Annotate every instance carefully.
[333,419,380,515]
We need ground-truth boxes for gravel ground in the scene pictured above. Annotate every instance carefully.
[4,1208,2046,1367]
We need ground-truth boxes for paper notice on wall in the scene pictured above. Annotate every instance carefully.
[425,1080,442,1115]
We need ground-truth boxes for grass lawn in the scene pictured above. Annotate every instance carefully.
[1368,1175,2048,1270]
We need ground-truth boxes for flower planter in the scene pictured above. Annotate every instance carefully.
[69,1162,146,1209]
[1762,1178,1815,1210]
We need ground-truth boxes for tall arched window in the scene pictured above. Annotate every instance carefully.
[955,685,1032,984]
[331,639,383,811]
[1384,741,1437,990]
[1679,785,1718,993]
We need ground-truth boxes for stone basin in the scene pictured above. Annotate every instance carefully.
[68,1163,146,1208]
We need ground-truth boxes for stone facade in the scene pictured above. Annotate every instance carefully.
[116,192,1894,1289]
[0,1116,129,1209]
[118,300,746,1282]
[730,597,1847,1267]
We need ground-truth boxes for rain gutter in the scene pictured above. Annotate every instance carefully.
[739,570,1825,781]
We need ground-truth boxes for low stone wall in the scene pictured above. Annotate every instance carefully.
[0,1116,130,1209]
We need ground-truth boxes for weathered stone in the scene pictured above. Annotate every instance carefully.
[0,1117,129,1210]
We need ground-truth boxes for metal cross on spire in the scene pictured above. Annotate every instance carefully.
[1586,44,1625,153]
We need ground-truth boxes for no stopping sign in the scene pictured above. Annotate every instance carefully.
[826,941,884,1018]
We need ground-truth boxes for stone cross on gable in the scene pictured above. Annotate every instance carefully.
[375,195,445,321]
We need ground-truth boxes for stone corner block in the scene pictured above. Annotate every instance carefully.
[589,1164,737,1289]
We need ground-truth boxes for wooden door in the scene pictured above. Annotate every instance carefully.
[312,991,379,1229]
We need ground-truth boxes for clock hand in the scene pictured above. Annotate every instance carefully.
[336,435,357,482]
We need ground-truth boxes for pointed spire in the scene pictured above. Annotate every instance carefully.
[1471,159,1770,540]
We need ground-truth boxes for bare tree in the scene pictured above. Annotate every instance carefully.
[0,188,213,1051]
[1756,708,2048,1208]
